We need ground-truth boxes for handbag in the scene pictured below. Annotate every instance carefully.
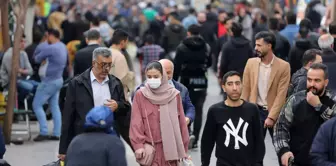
[136,109,156,166]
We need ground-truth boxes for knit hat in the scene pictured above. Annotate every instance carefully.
[84,106,115,134]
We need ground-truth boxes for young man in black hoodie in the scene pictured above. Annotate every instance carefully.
[173,24,211,149]
[201,71,265,166]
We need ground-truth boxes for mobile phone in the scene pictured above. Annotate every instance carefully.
[288,156,294,166]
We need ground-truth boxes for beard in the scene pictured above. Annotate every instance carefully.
[255,50,267,59]
[307,86,325,96]
[227,92,241,101]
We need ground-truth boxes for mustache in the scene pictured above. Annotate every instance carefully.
[307,86,319,95]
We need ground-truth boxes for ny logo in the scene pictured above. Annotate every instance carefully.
[223,118,249,149]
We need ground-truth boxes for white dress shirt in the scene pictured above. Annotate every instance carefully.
[90,70,111,107]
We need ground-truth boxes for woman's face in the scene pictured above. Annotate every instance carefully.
[146,68,162,79]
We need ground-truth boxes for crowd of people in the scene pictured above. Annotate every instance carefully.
[1,0,336,166]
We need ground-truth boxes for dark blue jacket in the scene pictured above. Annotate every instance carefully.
[132,80,195,122]
[310,117,336,166]
[0,127,5,159]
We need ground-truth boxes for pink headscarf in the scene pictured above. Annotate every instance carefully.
[140,62,186,161]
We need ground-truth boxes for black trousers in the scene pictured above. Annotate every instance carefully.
[257,105,274,139]
[189,90,207,143]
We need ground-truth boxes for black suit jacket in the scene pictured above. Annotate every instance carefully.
[73,44,100,76]
[59,68,131,154]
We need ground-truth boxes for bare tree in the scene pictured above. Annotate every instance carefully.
[3,0,30,144]
[0,0,10,51]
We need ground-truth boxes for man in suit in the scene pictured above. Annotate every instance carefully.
[73,29,101,76]
[58,47,131,160]
[242,31,290,139]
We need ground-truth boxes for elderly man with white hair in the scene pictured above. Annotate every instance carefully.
[318,34,336,91]
[132,59,196,148]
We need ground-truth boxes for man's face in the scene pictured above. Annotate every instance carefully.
[120,39,129,49]
[47,34,54,44]
[164,65,173,80]
[20,38,26,49]
[239,8,246,17]
[307,69,329,96]
[255,38,271,58]
[92,55,113,80]
[222,75,242,101]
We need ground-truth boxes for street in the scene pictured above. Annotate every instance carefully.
[3,61,279,166]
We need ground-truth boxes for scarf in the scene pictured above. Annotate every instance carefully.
[140,63,186,161]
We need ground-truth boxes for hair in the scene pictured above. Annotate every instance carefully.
[222,71,241,85]
[255,31,276,50]
[299,26,309,38]
[32,30,43,43]
[286,11,297,25]
[189,8,196,15]
[91,17,100,26]
[299,18,313,30]
[269,17,279,30]
[318,34,334,49]
[188,24,201,36]
[145,61,163,75]
[329,21,336,35]
[169,12,180,21]
[110,29,129,45]
[86,29,100,41]
[144,34,155,44]
[260,14,267,23]
[223,17,232,25]
[47,28,60,38]
[147,2,152,8]
[231,22,243,37]
[206,4,211,10]
[302,49,322,66]
[309,63,329,79]
[92,47,112,60]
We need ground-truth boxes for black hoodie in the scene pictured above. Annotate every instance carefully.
[219,36,254,79]
[162,24,187,53]
[173,36,211,90]
[288,38,317,75]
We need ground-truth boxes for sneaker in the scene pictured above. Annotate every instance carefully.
[48,136,60,141]
[188,135,196,149]
[33,135,49,142]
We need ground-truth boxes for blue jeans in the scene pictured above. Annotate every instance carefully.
[32,78,63,136]
[17,79,39,101]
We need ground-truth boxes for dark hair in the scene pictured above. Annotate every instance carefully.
[269,17,279,30]
[188,24,201,35]
[255,31,276,50]
[299,18,313,30]
[329,22,336,35]
[302,49,322,66]
[32,30,43,43]
[146,61,163,75]
[222,71,241,85]
[206,4,211,10]
[144,34,155,44]
[147,2,152,8]
[223,17,232,25]
[231,22,243,37]
[260,14,267,23]
[169,12,180,21]
[86,29,100,40]
[91,17,100,26]
[110,29,129,45]
[189,8,196,15]
[309,63,329,79]
[299,26,309,38]
[286,11,297,25]
[47,28,60,38]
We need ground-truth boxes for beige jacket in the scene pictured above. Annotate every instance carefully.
[109,47,135,100]
[241,57,290,120]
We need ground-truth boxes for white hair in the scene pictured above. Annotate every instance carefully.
[318,34,334,49]
[92,47,112,60]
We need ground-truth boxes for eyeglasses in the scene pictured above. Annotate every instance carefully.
[95,61,112,69]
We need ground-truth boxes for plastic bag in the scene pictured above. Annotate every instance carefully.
[43,160,64,166]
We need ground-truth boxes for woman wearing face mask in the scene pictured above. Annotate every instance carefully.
[130,61,189,166]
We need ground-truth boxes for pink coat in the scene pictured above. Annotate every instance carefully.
[130,90,189,166]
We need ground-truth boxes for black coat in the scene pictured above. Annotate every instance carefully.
[322,48,336,92]
[73,44,100,76]
[59,69,131,154]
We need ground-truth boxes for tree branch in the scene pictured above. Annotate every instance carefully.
[9,0,19,18]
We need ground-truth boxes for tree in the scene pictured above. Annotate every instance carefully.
[0,0,10,51]
[3,0,30,144]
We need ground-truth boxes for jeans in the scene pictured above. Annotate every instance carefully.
[17,79,39,101]
[189,90,207,144]
[32,78,63,137]
[257,106,274,138]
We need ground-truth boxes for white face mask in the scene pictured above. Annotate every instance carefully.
[146,78,161,89]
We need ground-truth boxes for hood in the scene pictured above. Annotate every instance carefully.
[230,36,251,47]
[182,36,206,51]
[295,39,312,49]
[169,24,184,33]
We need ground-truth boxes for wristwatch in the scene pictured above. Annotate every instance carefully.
[314,103,323,111]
